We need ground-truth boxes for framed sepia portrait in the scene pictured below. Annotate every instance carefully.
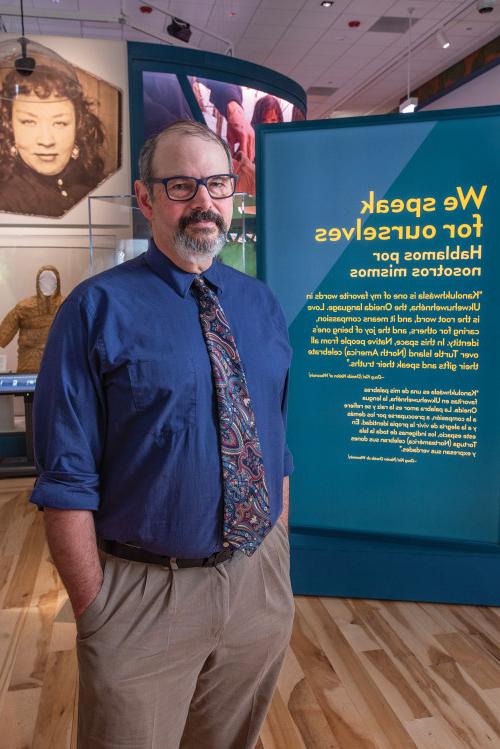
[0,39,122,219]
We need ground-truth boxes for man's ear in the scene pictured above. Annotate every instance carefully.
[134,180,154,221]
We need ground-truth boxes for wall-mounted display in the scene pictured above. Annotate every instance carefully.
[0,39,122,218]
[128,41,306,209]
[142,71,303,197]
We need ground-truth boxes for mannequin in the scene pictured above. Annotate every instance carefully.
[0,266,65,372]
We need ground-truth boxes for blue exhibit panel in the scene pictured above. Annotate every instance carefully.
[257,108,500,604]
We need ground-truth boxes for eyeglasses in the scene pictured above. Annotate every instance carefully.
[147,174,238,201]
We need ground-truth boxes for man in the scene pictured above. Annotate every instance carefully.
[31,120,294,749]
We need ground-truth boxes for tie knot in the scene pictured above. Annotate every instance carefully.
[192,275,213,301]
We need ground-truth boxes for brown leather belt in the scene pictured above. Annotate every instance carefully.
[97,538,234,570]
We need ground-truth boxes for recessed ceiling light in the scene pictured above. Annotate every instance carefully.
[321,1,334,7]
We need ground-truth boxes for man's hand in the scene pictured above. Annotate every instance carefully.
[226,101,255,161]
[279,476,289,527]
[44,508,103,620]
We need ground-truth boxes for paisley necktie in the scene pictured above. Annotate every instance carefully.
[192,276,272,556]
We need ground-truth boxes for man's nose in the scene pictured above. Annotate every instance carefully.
[191,183,213,210]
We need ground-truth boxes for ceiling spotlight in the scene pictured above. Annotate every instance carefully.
[477,0,496,14]
[166,16,192,43]
[321,1,334,6]
[437,29,450,48]
[399,96,418,113]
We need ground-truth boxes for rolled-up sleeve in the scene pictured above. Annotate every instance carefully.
[30,295,105,510]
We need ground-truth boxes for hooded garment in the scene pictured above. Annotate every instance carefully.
[0,265,65,372]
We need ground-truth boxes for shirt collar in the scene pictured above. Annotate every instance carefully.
[145,239,224,298]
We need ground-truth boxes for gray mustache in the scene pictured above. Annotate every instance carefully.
[179,210,226,232]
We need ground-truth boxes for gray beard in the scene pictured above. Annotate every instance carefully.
[173,228,227,264]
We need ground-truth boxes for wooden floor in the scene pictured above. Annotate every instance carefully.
[1,479,500,748]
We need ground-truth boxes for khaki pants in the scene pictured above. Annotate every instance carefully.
[76,521,294,749]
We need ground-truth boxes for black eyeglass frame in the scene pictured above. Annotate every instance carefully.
[146,173,239,201]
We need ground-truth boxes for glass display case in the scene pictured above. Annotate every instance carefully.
[0,231,118,475]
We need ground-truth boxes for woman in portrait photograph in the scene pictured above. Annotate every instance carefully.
[0,62,106,218]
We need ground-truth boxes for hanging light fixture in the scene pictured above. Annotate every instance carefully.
[399,7,418,114]
[437,29,451,49]
[0,0,80,101]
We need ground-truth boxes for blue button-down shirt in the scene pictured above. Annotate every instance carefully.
[31,241,293,557]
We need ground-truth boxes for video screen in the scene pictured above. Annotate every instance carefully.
[142,71,305,197]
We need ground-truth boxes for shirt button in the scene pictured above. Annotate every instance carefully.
[57,178,63,186]
[61,190,68,197]
[222,542,230,548]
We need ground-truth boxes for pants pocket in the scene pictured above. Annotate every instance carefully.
[76,555,113,640]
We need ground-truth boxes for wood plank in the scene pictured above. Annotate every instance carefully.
[0,556,15,609]
[9,588,60,691]
[453,606,500,652]
[0,492,34,559]
[434,632,500,690]
[0,687,41,749]
[0,609,29,716]
[31,650,77,749]
[482,686,500,714]
[3,510,46,610]
[70,683,78,749]
[292,605,381,749]
[375,601,445,666]
[351,601,480,748]
[260,687,307,749]
[286,673,341,748]
[338,622,380,653]
[404,715,470,749]
[361,649,430,721]
[0,498,18,548]
[298,597,417,749]
[428,645,500,742]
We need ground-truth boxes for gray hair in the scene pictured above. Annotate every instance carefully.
[138,119,232,198]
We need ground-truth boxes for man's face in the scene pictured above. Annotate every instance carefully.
[135,133,234,271]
